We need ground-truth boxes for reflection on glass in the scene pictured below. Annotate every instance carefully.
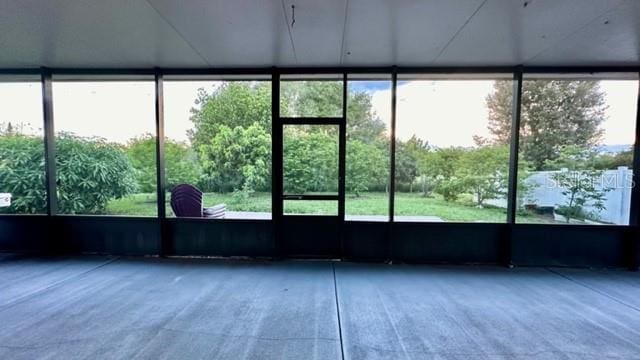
[516,77,638,225]
[394,78,512,223]
[164,80,272,218]
[52,81,156,216]
[0,80,46,214]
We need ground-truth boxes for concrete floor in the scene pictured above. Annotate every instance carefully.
[1,256,639,360]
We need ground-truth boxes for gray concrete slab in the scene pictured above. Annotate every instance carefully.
[2,257,640,360]
[552,268,640,310]
[335,263,640,360]
[0,258,341,360]
[0,255,115,308]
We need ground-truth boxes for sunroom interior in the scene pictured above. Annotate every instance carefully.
[1,1,640,359]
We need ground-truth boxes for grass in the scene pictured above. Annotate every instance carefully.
[106,191,549,222]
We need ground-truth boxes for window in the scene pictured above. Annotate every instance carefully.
[52,80,156,216]
[394,76,513,222]
[284,124,339,196]
[0,77,46,214]
[516,74,638,225]
[346,76,391,221]
[164,79,272,219]
[280,77,343,118]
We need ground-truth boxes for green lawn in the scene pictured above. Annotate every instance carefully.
[106,191,549,222]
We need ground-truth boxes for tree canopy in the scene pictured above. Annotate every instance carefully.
[486,80,607,170]
[190,81,390,194]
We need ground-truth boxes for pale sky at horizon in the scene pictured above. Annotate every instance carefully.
[0,79,637,148]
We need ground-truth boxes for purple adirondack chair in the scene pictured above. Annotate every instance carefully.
[170,184,225,218]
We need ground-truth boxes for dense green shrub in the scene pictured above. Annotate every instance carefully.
[1,133,138,214]
[55,133,138,214]
[0,135,47,213]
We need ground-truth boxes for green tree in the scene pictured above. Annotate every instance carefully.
[592,148,633,170]
[189,82,272,192]
[486,80,606,170]
[189,82,272,148]
[394,139,420,192]
[189,80,389,194]
[199,123,271,193]
[284,81,387,141]
[423,147,466,201]
[346,140,387,196]
[401,136,431,193]
[164,140,203,189]
[347,90,387,143]
[546,145,612,222]
[283,128,337,194]
[126,134,202,192]
[457,146,510,207]
[126,135,156,193]
[281,81,342,118]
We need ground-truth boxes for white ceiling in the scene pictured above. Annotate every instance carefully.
[0,0,638,68]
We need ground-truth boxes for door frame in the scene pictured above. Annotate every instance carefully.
[272,73,347,258]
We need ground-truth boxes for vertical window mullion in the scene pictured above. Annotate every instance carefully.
[629,74,640,226]
[155,70,166,220]
[506,67,523,224]
[41,68,57,216]
[389,68,397,223]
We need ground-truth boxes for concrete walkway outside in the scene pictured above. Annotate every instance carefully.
[224,212,444,222]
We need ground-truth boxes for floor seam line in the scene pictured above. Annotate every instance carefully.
[332,262,346,360]
[1,256,120,311]
[546,267,640,313]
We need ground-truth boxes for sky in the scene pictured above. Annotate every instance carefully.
[0,79,637,148]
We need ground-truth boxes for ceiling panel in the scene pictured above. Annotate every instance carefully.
[147,0,295,67]
[530,0,640,66]
[434,0,625,65]
[280,0,348,65]
[343,0,485,65]
[339,0,396,65]
[0,0,637,68]
[0,0,207,68]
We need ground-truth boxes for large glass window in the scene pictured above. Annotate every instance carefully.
[164,79,272,219]
[394,76,513,222]
[516,74,638,225]
[52,80,156,216]
[346,76,391,221]
[0,77,46,214]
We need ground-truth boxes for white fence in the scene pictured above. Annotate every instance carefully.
[488,167,632,225]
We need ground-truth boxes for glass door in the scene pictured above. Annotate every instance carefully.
[275,75,346,257]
